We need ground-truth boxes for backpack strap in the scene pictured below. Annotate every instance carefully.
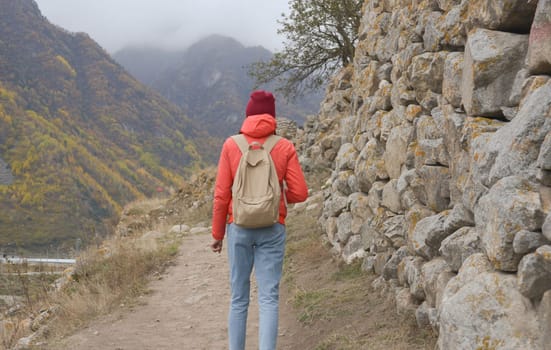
[231,134,249,154]
[262,135,282,153]
[231,134,282,153]
[262,135,286,208]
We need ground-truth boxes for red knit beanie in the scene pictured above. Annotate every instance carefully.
[245,90,276,118]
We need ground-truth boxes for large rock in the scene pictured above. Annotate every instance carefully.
[442,52,464,108]
[415,301,432,328]
[374,250,394,276]
[527,0,551,74]
[513,230,550,255]
[408,52,448,105]
[169,224,190,235]
[441,106,469,203]
[517,245,551,300]
[537,132,551,171]
[361,110,385,140]
[360,221,391,254]
[475,176,545,271]
[349,192,372,221]
[443,202,475,233]
[439,270,541,350]
[461,116,505,190]
[335,143,359,171]
[402,256,426,300]
[483,81,551,186]
[373,14,404,62]
[422,258,450,307]
[391,43,425,83]
[423,2,468,51]
[397,174,418,210]
[380,108,405,142]
[382,214,407,248]
[418,165,450,212]
[437,0,462,12]
[461,29,529,117]
[405,204,435,238]
[513,74,551,115]
[440,226,482,272]
[441,253,494,299]
[435,270,456,309]
[467,0,537,32]
[414,111,450,169]
[367,181,385,212]
[544,213,551,241]
[342,234,365,264]
[372,80,394,112]
[416,113,445,142]
[354,60,381,99]
[383,246,411,280]
[323,193,348,218]
[325,217,338,244]
[410,212,447,259]
[336,211,353,244]
[401,169,426,207]
[539,291,551,348]
[383,123,414,179]
[381,179,402,214]
[391,76,417,108]
[415,138,449,168]
[331,170,355,196]
[355,139,388,192]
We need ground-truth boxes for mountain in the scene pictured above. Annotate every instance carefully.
[113,35,323,139]
[110,47,183,87]
[0,0,207,253]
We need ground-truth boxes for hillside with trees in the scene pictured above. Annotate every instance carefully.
[0,0,207,253]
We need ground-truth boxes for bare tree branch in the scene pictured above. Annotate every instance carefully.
[248,0,363,100]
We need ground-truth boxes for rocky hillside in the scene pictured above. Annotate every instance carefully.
[114,35,324,142]
[297,0,551,349]
[0,0,205,253]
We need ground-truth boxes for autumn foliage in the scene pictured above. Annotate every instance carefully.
[0,0,206,253]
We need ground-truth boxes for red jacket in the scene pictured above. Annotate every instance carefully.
[211,114,308,240]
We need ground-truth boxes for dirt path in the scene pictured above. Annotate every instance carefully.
[57,232,301,350]
[52,207,437,350]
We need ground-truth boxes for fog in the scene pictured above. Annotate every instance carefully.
[34,0,290,53]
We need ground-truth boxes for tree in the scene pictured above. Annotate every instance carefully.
[249,0,363,99]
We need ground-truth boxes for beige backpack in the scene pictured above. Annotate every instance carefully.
[231,134,282,228]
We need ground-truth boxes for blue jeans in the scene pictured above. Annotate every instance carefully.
[227,223,286,350]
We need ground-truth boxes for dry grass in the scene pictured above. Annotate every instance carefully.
[46,235,180,337]
[122,196,169,216]
[281,191,438,350]
[0,198,185,350]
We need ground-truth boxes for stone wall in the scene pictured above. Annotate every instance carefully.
[298,0,551,348]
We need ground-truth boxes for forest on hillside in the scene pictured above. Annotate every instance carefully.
[0,0,210,253]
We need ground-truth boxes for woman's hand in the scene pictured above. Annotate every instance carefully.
[210,239,223,254]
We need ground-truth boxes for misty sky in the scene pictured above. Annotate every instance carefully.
[34,0,290,54]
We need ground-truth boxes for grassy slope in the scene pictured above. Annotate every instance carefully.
[282,208,437,349]
[280,169,437,349]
